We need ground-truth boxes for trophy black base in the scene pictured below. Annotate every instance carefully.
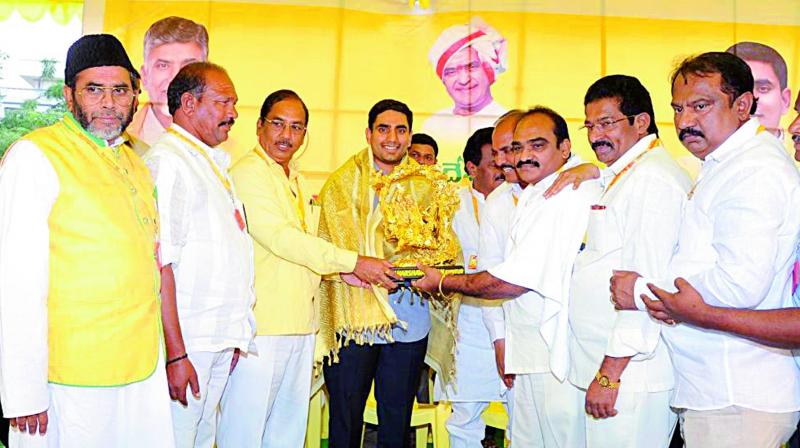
[393,265,465,287]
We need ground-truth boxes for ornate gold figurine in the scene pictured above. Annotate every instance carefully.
[372,161,464,285]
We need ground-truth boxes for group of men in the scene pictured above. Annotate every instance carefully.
[2,13,800,448]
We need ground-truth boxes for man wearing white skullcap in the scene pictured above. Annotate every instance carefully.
[421,17,508,177]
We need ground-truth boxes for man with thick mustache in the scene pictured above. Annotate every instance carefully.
[557,75,690,448]
[611,52,800,447]
[416,107,600,447]
[0,34,174,447]
[145,62,255,448]
[218,90,392,447]
[434,127,506,447]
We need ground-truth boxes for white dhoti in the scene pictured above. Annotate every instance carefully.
[434,303,506,447]
[217,334,315,448]
[170,349,234,448]
[10,352,175,448]
[511,372,585,448]
[583,389,676,448]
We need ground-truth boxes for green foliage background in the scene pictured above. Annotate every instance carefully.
[0,54,66,158]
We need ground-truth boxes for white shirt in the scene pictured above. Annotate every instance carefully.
[0,140,64,416]
[489,157,601,379]
[145,124,256,354]
[0,133,132,417]
[478,181,523,342]
[568,135,691,392]
[635,119,800,411]
[435,185,504,402]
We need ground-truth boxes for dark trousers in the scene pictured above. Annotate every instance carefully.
[324,336,428,448]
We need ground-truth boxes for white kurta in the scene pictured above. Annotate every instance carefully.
[488,157,600,447]
[568,135,689,448]
[570,135,691,391]
[145,124,256,355]
[490,156,599,380]
[477,181,522,343]
[146,124,257,448]
[635,119,800,413]
[434,186,504,403]
[0,139,174,447]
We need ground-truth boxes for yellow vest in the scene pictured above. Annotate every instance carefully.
[25,114,161,386]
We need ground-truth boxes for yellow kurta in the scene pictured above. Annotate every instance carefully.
[27,113,161,386]
[230,146,358,335]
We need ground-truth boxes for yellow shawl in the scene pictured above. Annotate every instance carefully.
[314,147,460,387]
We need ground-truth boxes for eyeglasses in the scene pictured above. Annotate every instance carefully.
[264,118,307,134]
[76,85,135,106]
[579,115,638,133]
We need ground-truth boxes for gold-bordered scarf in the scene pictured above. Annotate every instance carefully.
[313,147,460,388]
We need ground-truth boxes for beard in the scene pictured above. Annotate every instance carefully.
[73,97,135,141]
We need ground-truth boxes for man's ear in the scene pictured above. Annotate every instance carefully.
[465,160,478,177]
[634,113,652,136]
[365,127,372,146]
[559,138,572,159]
[63,84,75,115]
[180,92,197,116]
[735,91,755,121]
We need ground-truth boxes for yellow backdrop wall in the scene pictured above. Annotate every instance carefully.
[99,0,800,191]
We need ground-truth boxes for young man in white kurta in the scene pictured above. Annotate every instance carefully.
[562,76,691,448]
[615,53,800,447]
[434,128,505,447]
[145,63,255,448]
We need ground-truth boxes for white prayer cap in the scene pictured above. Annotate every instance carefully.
[428,17,508,82]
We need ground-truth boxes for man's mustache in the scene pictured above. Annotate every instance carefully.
[591,140,614,151]
[92,111,123,120]
[219,118,235,127]
[516,159,540,168]
[275,139,294,148]
[497,163,515,171]
[679,127,705,141]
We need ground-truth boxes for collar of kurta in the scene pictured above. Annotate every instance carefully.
[705,118,761,164]
[63,111,126,149]
[607,133,657,175]
[468,183,487,202]
[169,123,231,170]
[254,144,300,182]
[519,153,583,205]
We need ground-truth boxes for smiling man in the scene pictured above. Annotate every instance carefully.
[0,34,174,447]
[128,16,208,153]
[421,17,508,170]
[611,52,800,447]
[144,62,256,448]
[415,107,600,447]
[317,99,433,448]
[217,90,392,448]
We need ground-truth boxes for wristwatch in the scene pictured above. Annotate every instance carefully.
[595,372,620,389]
